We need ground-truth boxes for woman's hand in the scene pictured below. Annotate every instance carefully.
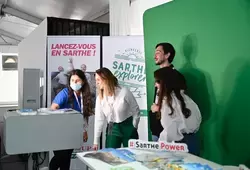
[93,144,98,151]
[68,57,73,63]
[151,103,159,113]
[83,131,88,142]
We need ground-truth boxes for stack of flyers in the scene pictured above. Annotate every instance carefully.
[179,163,215,170]
[134,152,184,169]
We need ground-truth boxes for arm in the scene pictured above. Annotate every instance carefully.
[124,88,140,129]
[160,99,185,142]
[67,57,74,72]
[53,74,59,81]
[83,118,88,132]
[51,88,67,110]
[93,96,106,145]
[184,95,202,132]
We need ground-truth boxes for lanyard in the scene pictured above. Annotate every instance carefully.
[74,92,83,114]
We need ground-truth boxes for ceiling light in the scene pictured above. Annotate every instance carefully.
[5,58,16,63]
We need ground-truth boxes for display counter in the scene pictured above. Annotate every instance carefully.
[3,109,83,155]
[76,148,223,170]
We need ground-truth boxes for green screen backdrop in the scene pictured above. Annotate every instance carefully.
[143,0,250,166]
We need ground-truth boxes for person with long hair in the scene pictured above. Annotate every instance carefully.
[151,67,201,155]
[93,67,140,149]
[49,69,93,170]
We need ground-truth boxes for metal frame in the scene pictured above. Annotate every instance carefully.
[0,4,42,25]
[0,29,23,42]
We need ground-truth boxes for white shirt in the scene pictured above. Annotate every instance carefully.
[94,87,140,144]
[85,72,91,83]
[54,72,68,85]
[159,91,202,142]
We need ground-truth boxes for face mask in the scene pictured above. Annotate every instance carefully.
[70,83,82,91]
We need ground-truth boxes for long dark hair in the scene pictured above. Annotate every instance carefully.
[154,68,191,119]
[68,69,93,121]
[95,67,119,100]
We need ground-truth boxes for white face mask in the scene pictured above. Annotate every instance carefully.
[70,83,82,91]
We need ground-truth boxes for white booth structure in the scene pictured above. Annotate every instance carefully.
[3,17,148,170]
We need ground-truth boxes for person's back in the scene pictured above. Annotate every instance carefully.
[159,91,201,142]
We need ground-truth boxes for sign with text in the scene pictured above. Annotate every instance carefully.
[103,36,148,142]
[128,139,189,152]
[50,43,97,56]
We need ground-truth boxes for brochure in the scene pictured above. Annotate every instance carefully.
[83,148,135,166]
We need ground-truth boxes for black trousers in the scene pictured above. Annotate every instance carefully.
[49,149,73,170]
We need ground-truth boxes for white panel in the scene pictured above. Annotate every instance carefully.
[0,51,18,104]
[18,18,47,108]
[0,68,18,103]
[109,0,171,35]
[130,0,171,35]
[0,46,18,53]
[109,0,130,35]
[0,46,18,104]
[102,36,148,141]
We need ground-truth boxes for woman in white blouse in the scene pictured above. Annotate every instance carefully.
[93,67,140,149]
[151,68,202,155]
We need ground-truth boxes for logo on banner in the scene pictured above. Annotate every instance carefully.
[128,139,189,152]
[112,48,146,98]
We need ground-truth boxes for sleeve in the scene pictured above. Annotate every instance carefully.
[52,88,68,108]
[94,96,106,145]
[124,88,140,129]
[53,74,59,80]
[86,74,91,83]
[165,121,184,142]
[67,59,74,73]
[159,99,185,142]
[184,95,202,133]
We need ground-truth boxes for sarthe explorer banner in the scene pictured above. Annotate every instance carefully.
[47,36,100,170]
[103,36,148,142]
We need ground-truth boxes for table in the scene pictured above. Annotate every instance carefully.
[76,148,223,170]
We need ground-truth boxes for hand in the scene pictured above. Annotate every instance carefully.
[93,144,98,151]
[151,103,159,113]
[68,57,73,63]
[83,131,88,142]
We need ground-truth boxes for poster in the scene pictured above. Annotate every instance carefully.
[47,36,100,170]
[102,36,148,142]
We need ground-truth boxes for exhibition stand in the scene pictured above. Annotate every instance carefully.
[77,150,222,170]
[76,140,250,170]
[2,11,246,170]
[76,140,223,170]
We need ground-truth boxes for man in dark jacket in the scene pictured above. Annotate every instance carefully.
[149,42,187,141]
